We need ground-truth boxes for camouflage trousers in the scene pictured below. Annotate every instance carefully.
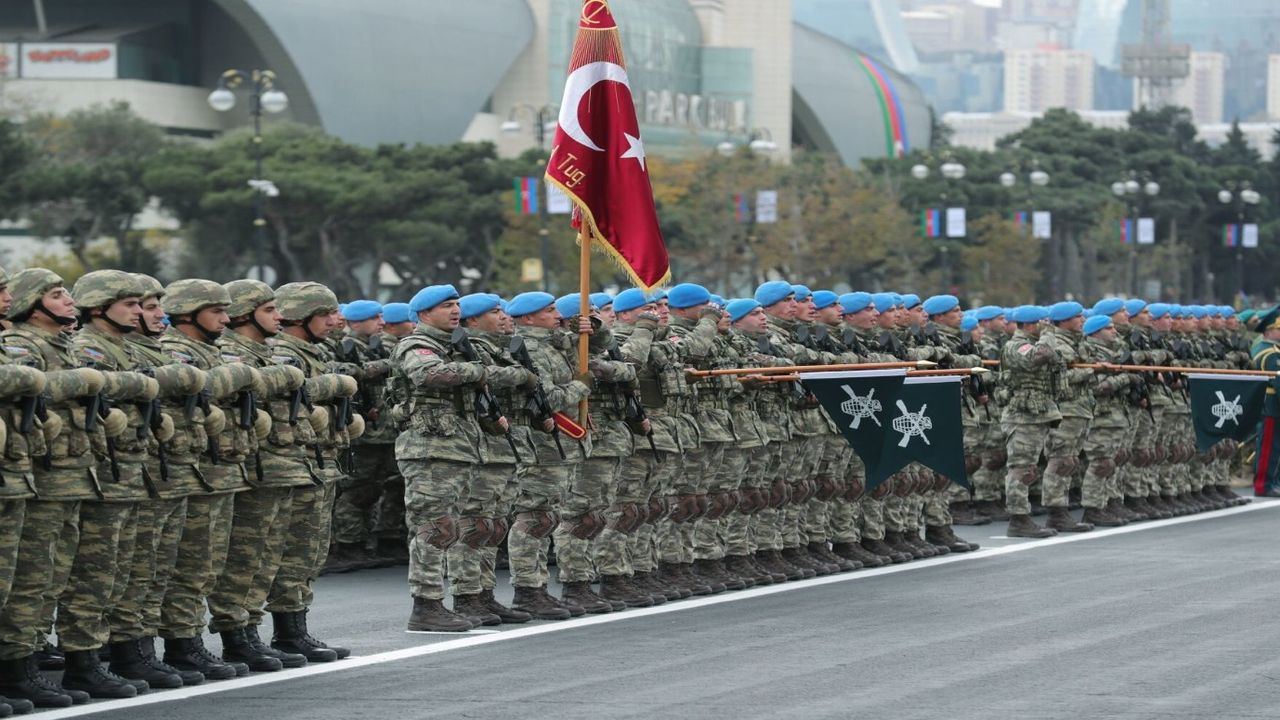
[692,444,748,562]
[782,435,824,549]
[884,471,924,532]
[923,484,953,528]
[56,501,136,652]
[1160,407,1194,495]
[109,496,186,643]
[724,444,773,556]
[596,449,672,577]
[657,442,719,565]
[970,419,1006,503]
[826,444,862,545]
[372,468,407,543]
[334,443,399,546]
[398,459,469,601]
[263,480,337,616]
[1082,424,1127,508]
[510,461,573,588]
[446,463,516,595]
[750,440,793,553]
[558,456,620,582]
[1043,416,1091,508]
[0,500,23,611]
[1003,419,1053,516]
[160,492,235,639]
[804,434,850,544]
[0,499,79,659]
[207,486,292,632]
[1122,407,1159,498]
[859,495,886,541]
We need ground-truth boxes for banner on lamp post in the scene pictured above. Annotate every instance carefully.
[945,207,966,238]
[1137,217,1155,245]
[1032,211,1051,239]
[756,190,778,224]
[1243,223,1259,248]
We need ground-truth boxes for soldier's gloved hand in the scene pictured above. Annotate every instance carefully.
[249,368,268,399]
[253,408,272,438]
[308,405,330,436]
[101,407,129,438]
[152,364,207,399]
[347,412,366,440]
[587,358,613,378]
[259,365,306,396]
[520,368,540,390]
[204,405,226,438]
[45,368,106,402]
[40,412,63,444]
[0,365,46,400]
[634,313,660,331]
[698,305,723,322]
[576,316,594,336]
[102,372,159,402]
[461,362,487,385]
[155,412,176,443]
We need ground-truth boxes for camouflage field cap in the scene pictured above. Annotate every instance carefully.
[71,269,144,310]
[8,268,65,318]
[162,279,231,317]
[224,279,275,318]
[0,265,10,289]
[276,282,338,322]
[132,273,165,300]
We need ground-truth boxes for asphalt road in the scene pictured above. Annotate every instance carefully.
[38,498,1280,720]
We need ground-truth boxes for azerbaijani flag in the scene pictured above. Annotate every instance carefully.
[1223,223,1240,248]
[921,208,941,238]
[514,176,539,215]
[1118,218,1134,245]
[733,193,749,223]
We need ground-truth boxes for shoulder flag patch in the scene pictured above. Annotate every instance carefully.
[1017,343,1034,355]
[81,347,106,362]
[170,350,194,364]
[3,346,30,358]
[220,353,243,364]
[272,355,297,366]
[413,348,436,357]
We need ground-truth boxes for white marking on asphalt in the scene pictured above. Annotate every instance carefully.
[37,499,1280,719]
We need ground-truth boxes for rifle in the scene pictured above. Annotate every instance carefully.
[607,341,660,460]
[137,397,169,484]
[86,393,121,483]
[756,336,807,404]
[508,335,567,460]
[236,390,265,483]
[339,337,379,429]
[449,329,523,464]
[955,336,991,420]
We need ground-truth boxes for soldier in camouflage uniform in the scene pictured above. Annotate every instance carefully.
[1084,298,1144,523]
[262,282,356,659]
[371,302,414,555]
[329,300,398,571]
[0,269,122,706]
[999,305,1061,539]
[391,285,484,632]
[203,279,309,672]
[446,294,535,625]
[1113,300,1163,520]
[0,266,48,715]
[1037,302,1095,533]
[1139,304,1190,515]
[971,307,1011,521]
[1078,315,1136,528]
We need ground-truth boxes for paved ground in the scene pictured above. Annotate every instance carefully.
[37,497,1280,720]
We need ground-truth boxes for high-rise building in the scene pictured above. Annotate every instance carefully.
[1003,47,1095,112]
[1167,51,1224,123]
[1267,54,1280,120]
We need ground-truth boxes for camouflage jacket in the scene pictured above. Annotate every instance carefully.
[336,330,397,446]
[126,332,210,498]
[579,333,640,460]
[270,332,356,482]
[1040,326,1093,419]
[669,314,735,444]
[999,329,1062,423]
[220,330,314,488]
[390,323,484,464]
[765,317,825,435]
[512,325,591,463]
[722,330,770,449]
[1079,336,1132,428]
[73,325,156,501]
[467,329,537,465]
[1123,325,1176,407]
[618,321,698,453]
[0,352,45,500]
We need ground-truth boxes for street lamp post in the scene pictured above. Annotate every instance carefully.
[502,104,558,292]
[208,69,288,283]
[1111,172,1159,296]
[1218,182,1261,301]
[912,158,966,292]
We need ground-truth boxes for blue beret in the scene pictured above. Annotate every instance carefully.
[811,290,839,310]
[343,300,382,322]
[1220,305,1235,317]
[1124,299,1147,316]
[408,284,460,314]
[1092,298,1125,317]
[1010,305,1046,324]
[755,281,795,308]
[901,293,921,310]
[1083,315,1113,336]
[975,305,1003,322]
[382,302,412,324]
[1083,309,1095,318]
[613,288,650,314]
[1048,301,1084,322]
[922,294,959,316]
[590,292,614,309]
[498,298,510,313]
[647,289,667,302]
[791,285,812,302]
[871,293,898,313]
[667,283,712,309]
[507,291,556,318]
[459,293,501,321]
[961,315,978,332]
[726,298,761,323]
[555,293,591,319]
[1187,305,1204,319]
[709,294,725,307]
[839,292,872,313]
[338,303,348,316]
[1147,303,1171,319]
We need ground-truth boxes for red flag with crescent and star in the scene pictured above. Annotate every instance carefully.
[544,0,670,291]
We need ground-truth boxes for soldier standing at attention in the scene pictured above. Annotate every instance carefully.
[371,301,414,558]
[999,305,1060,539]
[1036,302,1094,534]
[1250,307,1280,497]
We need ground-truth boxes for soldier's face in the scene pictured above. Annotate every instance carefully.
[305,312,337,340]
[1152,315,1172,331]
[498,310,514,334]
[255,301,283,335]
[815,305,841,325]
[1059,315,1083,333]
[971,327,984,342]
[733,307,768,333]
[615,305,652,325]
[597,306,615,327]
[385,321,414,337]
[1109,311,1129,326]
[845,307,876,329]
[421,299,460,330]
[766,296,797,320]
[103,297,143,332]
[0,285,11,316]
[936,307,963,328]
[654,300,670,322]
[139,296,166,334]
[717,311,730,332]
[1094,327,1117,342]
[196,305,229,334]
[1226,317,1239,330]
[469,308,504,333]
[520,305,560,330]
[349,316,384,337]
[1129,310,1149,326]
[794,298,817,322]
[43,287,76,319]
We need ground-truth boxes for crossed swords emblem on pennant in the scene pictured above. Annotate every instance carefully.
[839,385,882,429]
[1210,391,1243,429]
[891,400,932,447]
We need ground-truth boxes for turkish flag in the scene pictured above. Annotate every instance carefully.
[544,0,670,291]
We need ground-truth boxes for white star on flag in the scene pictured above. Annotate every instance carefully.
[621,131,646,172]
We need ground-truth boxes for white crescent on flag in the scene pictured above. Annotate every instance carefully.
[556,60,631,153]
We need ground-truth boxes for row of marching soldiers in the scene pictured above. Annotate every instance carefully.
[0,268,361,712]
[388,280,986,634]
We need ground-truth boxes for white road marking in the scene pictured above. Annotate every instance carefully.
[37,499,1279,719]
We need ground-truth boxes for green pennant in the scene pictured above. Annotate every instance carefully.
[865,376,968,489]
[800,369,907,478]
[1188,373,1268,452]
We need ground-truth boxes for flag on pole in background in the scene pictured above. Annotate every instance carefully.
[1223,223,1240,248]
[921,208,940,238]
[543,0,669,290]
[733,193,749,223]
[514,176,539,215]
[1118,218,1134,244]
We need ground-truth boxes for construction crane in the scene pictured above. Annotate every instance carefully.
[1120,0,1190,109]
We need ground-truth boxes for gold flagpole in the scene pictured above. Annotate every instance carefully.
[577,224,591,423]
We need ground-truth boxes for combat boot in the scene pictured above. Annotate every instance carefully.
[1081,506,1125,527]
[107,639,182,689]
[782,547,825,577]
[1047,507,1093,532]
[1006,513,1057,538]
[695,559,743,591]
[272,611,348,660]
[221,628,283,672]
[883,531,918,560]
[1199,488,1225,510]
[510,586,573,620]
[1107,498,1138,523]
[861,537,908,564]
[452,594,503,626]
[1217,484,1248,505]
[163,636,236,681]
[132,637,203,686]
[760,550,806,581]
[949,501,992,526]
[925,525,975,553]
[635,570,680,601]
[833,541,883,568]
[661,562,711,595]
[599,575,655,608]
[810,542,858,572]
[478,588,533,623]
[749,551,789,583]
[60,650,139,699]
[726,555,771,586]
[1140,495,1172,519]
[973,500,1010,521]
[0,656,73,709]
[719,557,756,589]
[0,696,29,716]
[560,581,613,614]
[244,625,307,669]
[33,644,61,672]
[405,597,476,632]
